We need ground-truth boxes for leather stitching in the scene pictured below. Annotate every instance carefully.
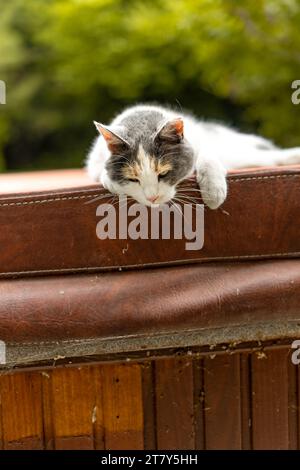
[0,173,299,207]
[0,193,99,207]
[1,172,299,276]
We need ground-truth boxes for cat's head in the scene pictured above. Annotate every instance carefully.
[94,117,194,207]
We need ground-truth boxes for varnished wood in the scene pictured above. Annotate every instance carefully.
[252,349,289,449]
[141,362,156,450]
[0,347,297,450]
[102,363,144,450]
[50,367,96,449]
[193,358,205,450]
[0,372,43,449]
[155,357,194,450]
[204,354,242,450]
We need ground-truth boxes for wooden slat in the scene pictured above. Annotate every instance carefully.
[297,358,300,450]
[93,366,105,450]
[204,354,242,449]
[142,362,156,450]
[0,372,44,449]
[102,363,144,450]
[41,371,54,449]
[155,357,194,450]
[193,358,205,449]
[288,355,298,450]
[51,367,97,449]
[0,375,3,451]
[252,349,289,449]
[240,354,252,449]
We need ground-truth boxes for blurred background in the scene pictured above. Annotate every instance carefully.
[0,0,299,173]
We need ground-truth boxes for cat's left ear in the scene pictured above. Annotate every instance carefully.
[94,121,129,153]
[155,118,184,143]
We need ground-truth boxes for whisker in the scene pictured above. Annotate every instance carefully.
[170,200,185,221]
[173,196,203,210]
[85,193,115,205]
[175,194,198,203]
[176,188,211,197]
[176,187,203,193]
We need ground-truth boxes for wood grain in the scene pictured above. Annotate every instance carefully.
[92,366,105,450]
[142,362,156,450]
[288,356,298,450]
[41,371,54,449]
[240,354,252,450]
[50,367,97,449]
[102,363,144,450]
[0,347,297,450]
[0,372,44,449]
[155,357,194,449]
[252,349,289,449]
[204,354,242,450]
[193,358,205,449]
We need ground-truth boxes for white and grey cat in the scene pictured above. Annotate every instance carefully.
[87,104,300,209]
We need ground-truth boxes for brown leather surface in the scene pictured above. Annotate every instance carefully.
[0,259,300,344]
[1,166,300,278]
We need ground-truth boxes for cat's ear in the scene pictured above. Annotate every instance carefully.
[156,118,184,143]
[94,121,129,153]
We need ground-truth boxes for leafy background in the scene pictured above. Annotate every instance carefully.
[0,0,299,172]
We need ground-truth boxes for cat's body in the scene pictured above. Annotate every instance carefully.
[87,104,300,209]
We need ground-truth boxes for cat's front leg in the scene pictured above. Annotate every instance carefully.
[195,157,227,209]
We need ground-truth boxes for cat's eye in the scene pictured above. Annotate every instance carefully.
[158,171,169,180]
[127,178,139,183]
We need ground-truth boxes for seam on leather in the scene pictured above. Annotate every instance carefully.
[1,251,300,277]
[230,174,300,182]
[0,193,100,207]
[0,173,299,207]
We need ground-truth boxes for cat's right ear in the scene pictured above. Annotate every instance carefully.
[94,122,129,153]
[155,118,184,144]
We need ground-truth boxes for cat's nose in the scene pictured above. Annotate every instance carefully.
[147,195,159,203]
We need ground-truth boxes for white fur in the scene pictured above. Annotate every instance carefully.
[87,105,300,209]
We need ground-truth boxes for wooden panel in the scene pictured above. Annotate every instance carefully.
[0,348,297,450]
[193,358,205,449]
[240,354,252,450]
[142,362,156,450]
[204,354,242,449]
[41,371,54,449]
[288,357,298,450]
[252,349,289,449]
[0,372,43,449]
[92,366,105,450]
[155,357,194,450]
[297,360,300,449]
[102,363,144,450]
[50,366,99,449]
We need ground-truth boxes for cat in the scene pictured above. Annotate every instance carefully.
[87,104,300,209]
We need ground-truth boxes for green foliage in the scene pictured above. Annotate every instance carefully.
[0,0,300,171]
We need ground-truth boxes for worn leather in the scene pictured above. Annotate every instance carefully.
[0,259,300,344]
[0,166,300,278]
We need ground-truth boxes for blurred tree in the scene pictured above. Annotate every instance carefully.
[0,0,300,171]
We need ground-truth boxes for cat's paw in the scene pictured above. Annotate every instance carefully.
[200,180,227,209]
[196,163,227,209]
